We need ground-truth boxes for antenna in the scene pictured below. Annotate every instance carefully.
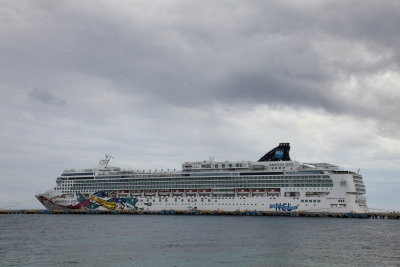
[98,154,113,169]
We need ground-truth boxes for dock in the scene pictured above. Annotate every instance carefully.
[0,209,399,219]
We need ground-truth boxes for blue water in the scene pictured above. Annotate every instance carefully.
[1,215,399,266]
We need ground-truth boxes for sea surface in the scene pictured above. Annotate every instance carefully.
[1,215,399,266]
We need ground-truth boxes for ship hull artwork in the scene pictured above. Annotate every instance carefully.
[36,143,369,213]
[37,191,149,211]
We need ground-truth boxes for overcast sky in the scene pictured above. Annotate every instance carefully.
[1,0,399,210]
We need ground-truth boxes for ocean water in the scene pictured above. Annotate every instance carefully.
[1,215,399,266]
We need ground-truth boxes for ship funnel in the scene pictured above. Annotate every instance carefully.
[258,143,291,162]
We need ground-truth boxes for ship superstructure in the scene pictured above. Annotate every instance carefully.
[36,143,368,213]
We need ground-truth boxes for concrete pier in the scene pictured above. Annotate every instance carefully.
[0,209,399,219]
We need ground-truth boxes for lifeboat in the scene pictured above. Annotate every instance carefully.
[267,189,280,192]
[158,189,171,196]
[199,189,211,195]
[118,190,130,197]
[186,189,197,196]
[130,190,143,196]
[252,189,265,192]
[252,189,265,195]
[144,190,157,196]
[172,189,184,196]
[237,189,250,195]
[267,188,280,196]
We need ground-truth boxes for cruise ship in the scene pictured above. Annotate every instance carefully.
[36,143,368,213]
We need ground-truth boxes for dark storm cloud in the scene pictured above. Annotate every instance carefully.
[316,1,400,53]
[29,88,66,106]
[1,0,399,119]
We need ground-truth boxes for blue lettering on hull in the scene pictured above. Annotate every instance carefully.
[270,203,299,211]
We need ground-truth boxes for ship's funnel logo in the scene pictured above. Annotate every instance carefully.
[275,148,284,159]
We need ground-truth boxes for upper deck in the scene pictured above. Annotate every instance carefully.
[57,143,349,181]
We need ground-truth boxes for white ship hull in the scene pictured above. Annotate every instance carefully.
[36,174,367,214]
[36,195,367,214]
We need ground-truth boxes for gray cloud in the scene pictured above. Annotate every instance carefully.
[1,0,399,141]
[2,1,399,112]
[29,88,66,106]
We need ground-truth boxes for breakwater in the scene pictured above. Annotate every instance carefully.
[0,209,398,219]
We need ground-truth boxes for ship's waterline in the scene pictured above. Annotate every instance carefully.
[36,143,368,213]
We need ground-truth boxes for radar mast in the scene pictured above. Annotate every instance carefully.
[98,154,113,169]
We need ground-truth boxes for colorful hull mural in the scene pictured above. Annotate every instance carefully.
[38,191,150,211]
[68,191,141,210]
